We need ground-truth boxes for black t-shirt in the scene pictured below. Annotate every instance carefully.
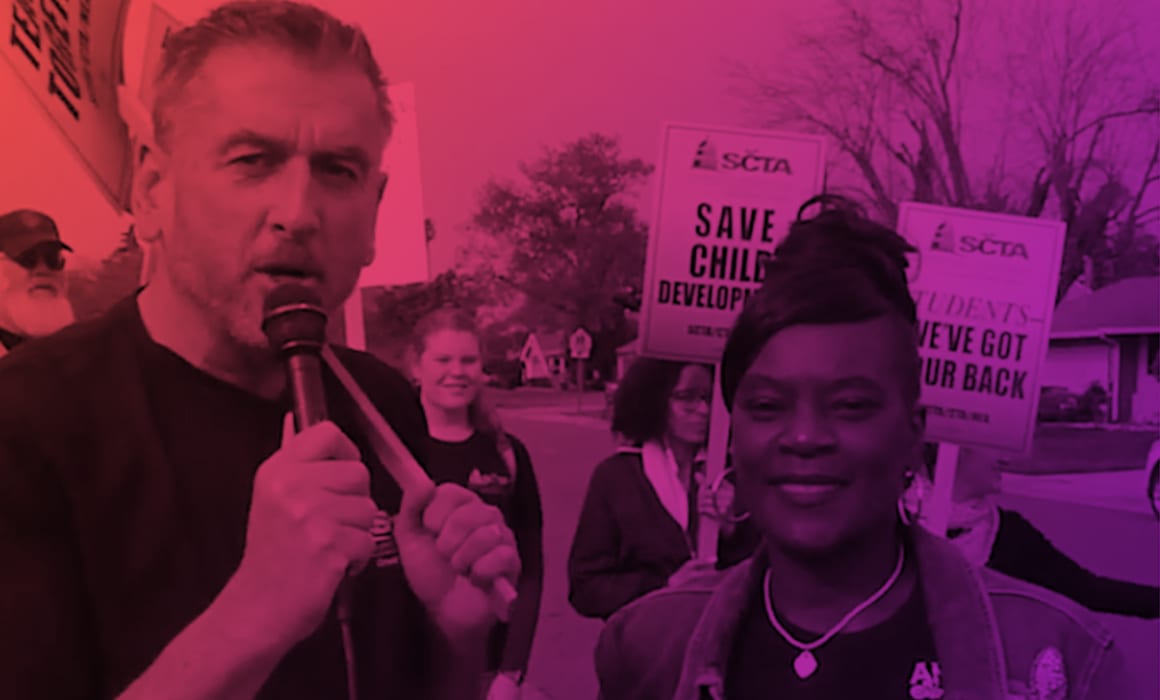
[426,432,520,511]
[0,296,442,699]
[725,578,942,700]
[424,432,544,677]
[0,326,24,351]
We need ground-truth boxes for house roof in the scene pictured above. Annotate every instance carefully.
[617,338,640,355]
[531,331,567,356]
[1050,276,1160,339]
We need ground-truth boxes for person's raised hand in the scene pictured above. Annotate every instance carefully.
[394,482,521,642]
[223,415,377,647]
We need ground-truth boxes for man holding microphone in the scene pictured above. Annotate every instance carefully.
[0,2,519,698]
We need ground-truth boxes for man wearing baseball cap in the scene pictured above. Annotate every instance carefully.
[0,209,77,356]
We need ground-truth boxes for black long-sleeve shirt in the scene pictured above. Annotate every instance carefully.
[424,432,544,678]
[989,508,1159,619]
[567,452,757,620]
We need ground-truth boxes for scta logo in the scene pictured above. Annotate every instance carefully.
[691,137,792,175]
[692,138,718,171]
[929,221,1029,260]
[960,236,1029,259]
[721,151,793,175]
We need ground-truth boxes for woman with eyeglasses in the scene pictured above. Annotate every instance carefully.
[594,196,1135,699]
[567,358,758,620]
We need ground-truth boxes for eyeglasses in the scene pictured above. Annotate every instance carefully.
[11,247,65,271]
[671,389,712,409]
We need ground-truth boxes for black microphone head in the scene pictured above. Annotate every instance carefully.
[262,283,328,355]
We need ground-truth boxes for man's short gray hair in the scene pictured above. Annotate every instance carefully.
[151,0,393,148]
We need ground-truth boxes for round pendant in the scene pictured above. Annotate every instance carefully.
[793,650,818,679]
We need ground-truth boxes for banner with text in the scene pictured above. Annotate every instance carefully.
[2,0,134,211]
[898,202,1065,454]
[639,124,825,362]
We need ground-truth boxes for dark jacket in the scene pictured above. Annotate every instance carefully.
[567,451,758,620]
[596,526,1136,699]
[990,508,1159,618]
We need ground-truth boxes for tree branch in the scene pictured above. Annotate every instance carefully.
[1073,122,1105,197]
[1067,104,1160,145]
[1127,141,1160,222]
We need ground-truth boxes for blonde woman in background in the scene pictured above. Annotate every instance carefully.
[409,308,544,700]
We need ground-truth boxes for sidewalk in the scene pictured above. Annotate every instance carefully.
[498,405,610,430]
[1001,469,1154,516]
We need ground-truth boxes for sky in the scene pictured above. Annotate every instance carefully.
[2,0,1157,274]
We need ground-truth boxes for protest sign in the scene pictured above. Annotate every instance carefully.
[898,202,1066,455]
[638,124,825,363]
[2,0,135,211]
[637,124,824,559]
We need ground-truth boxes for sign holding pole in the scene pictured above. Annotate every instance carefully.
[639,123,826,560]
[698,369,730,559]
[897,202,1065,535]
[569,327,592,414]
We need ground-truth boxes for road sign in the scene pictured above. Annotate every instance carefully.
[569,328,593,359]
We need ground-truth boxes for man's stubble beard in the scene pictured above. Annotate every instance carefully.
[163,248,270,354]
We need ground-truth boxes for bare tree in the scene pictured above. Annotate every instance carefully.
[733,0,1159,302]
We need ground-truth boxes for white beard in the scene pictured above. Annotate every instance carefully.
[0,288,76,338]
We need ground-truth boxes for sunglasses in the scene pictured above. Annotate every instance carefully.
[11,247,66,271]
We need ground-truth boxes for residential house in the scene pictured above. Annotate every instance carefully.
[1043,276,1160,425]
[519,330,567,385]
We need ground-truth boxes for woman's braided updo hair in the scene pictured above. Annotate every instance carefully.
[719,194,921,409]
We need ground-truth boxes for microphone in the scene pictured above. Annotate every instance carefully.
[261,284,360,700]
[261,283,330,430]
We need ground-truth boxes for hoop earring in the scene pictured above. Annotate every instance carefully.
[898,468,918,526]
[898,498,913,526]
[707,467,751,524]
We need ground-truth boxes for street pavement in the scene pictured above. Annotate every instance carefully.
[498,400,1160,700]
[501,406,610,700]
[1002,470,1155,516]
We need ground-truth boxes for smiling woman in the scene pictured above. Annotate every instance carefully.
[407,307,545,699]
[594,195,1139,700]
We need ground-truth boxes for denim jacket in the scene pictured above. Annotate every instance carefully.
[595,527,1136,699]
